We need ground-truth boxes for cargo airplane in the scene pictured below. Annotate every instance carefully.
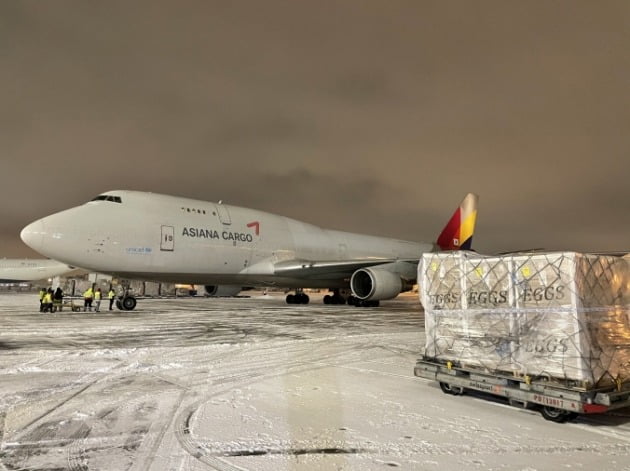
[0,258,75,283]
[21,191,478,310]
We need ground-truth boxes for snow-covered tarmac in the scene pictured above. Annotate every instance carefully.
[1,292,629,470]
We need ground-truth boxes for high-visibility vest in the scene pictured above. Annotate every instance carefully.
[108,290,115,299]
[83,289,93,299]
[43,293,52,303]
[95,291,102,300]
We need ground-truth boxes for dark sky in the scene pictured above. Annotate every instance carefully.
[2,1,628,258]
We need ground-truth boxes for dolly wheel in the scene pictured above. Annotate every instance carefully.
[540,407,577,423]
[439,382,465,396]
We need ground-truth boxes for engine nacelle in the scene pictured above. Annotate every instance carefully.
[350,267,411,301]
[203,285,243,297]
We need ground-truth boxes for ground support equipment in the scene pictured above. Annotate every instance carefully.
[414,357,630,423]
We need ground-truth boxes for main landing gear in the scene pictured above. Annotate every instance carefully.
[348,297,379,307]
[323,289,346,305]
[286,289,310,305]
[322,290,380,306]
[285,288,381,307]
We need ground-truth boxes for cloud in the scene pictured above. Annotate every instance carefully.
[1,1,628,258]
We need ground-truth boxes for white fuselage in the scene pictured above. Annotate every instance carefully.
[21,191,433,288]
[0,259,74,283]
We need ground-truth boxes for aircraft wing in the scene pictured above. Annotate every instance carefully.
[496,249,629,257]
[272,258,419,281]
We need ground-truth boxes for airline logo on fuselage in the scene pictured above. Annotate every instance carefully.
[182,227,254,242]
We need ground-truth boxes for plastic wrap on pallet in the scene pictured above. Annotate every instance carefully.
[420,251,630,388]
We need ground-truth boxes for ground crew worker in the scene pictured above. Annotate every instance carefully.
[83,286,94,311]
[39,287,46,312]
[42,289,53,313]
[94,288,102,312]
[53,287,64,312]
[108,287,116,310]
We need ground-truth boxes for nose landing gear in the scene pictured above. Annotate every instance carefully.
[118,295,137,311]
[115,285,137,311]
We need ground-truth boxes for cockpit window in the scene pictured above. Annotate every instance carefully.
[91,195,122,203]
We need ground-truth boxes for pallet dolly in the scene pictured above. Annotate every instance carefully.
[414,358,630,422]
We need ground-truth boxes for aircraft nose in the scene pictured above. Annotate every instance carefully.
[20,218,46,253]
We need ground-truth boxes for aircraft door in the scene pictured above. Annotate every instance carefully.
[214,203,232,225]
[161,225,175,251]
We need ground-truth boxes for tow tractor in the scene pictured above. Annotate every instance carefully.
[414,358,630,423]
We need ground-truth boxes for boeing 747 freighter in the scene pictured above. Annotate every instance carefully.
[21,191,478,310]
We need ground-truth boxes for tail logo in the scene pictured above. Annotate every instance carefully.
[437,193,478,251]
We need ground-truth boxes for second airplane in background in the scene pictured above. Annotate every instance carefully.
[0,258,76,284]
[21,191,478,310]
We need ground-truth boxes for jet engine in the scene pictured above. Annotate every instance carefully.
[350,266,413,301]
[203,285,243,297]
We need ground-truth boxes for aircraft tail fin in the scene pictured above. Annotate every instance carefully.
[436,193,479,251]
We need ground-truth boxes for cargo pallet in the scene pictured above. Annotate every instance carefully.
[414,358,630,423]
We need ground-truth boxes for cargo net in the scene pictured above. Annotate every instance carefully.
[420,251,630,389]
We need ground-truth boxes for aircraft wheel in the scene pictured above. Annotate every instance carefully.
[116,299,123,310]
[121,296,137,311]
[286,294,295,304]
[324,295,332,305]
[356,299,380,307]
[347,295,357,306]
[300,294,310,304]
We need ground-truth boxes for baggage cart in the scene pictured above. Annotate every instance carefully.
[62,299,82,312]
